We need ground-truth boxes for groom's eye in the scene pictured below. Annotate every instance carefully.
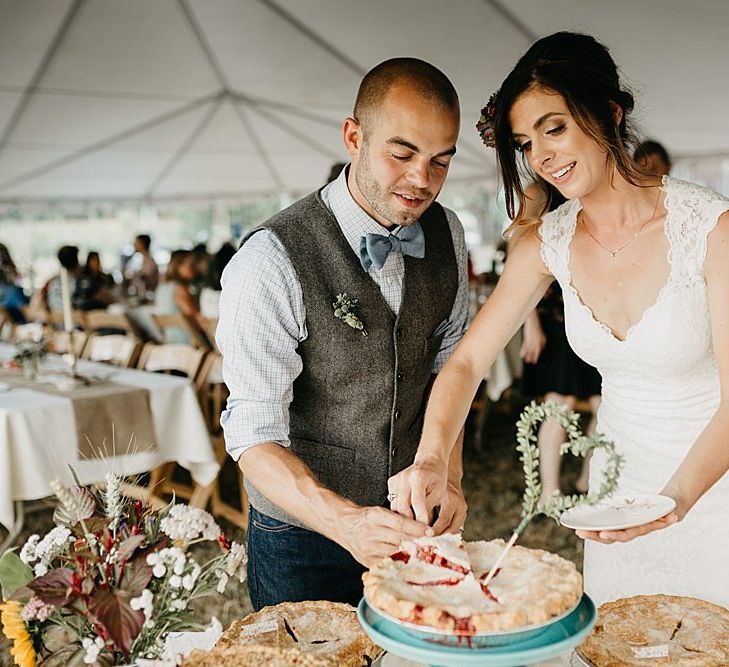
[392,154,412,161]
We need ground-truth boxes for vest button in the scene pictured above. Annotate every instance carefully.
[394,409,401,420]
[391,445,398,456]
[397,372,404,382]
[396,328,404,340]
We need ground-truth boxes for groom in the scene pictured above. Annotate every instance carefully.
[217,57,469,610]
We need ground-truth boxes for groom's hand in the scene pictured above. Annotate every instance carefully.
[387,453,450,525]
[337,505,432,568]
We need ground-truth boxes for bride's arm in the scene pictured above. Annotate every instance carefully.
[387,226,553,525]
[579,209,729,544]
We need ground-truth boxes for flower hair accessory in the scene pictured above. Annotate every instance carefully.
[476,90,499,148]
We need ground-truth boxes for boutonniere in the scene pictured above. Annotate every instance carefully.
[333,293,367,336]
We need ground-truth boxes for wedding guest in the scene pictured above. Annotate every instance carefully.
[0,243,28,322]
[633,140,671,177]
[154,249,207,345]
[218,57,469,610]
[392,31,729,609]
[200,242,235,319]
[127,234,159,297]
[74,251,115,311]
[46,245,82,315]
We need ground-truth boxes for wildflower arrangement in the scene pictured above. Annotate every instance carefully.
[0,471,246,666]
[514,400,624,533]
[332,293,367,336]
[12,341,48,366]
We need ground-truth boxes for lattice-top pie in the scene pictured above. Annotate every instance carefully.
[363,534,582,634]
[578,594,729,666]
[182,600,382,666]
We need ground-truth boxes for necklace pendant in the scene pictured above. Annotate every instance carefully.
[610,250,618,258]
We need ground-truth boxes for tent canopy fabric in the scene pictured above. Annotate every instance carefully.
[0,0,727,203]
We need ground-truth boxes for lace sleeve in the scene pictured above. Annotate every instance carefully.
[665,177,729,285]
[538,199,579,285]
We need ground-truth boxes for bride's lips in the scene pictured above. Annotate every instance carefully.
[394,193,427,209]
[546,161,576,185]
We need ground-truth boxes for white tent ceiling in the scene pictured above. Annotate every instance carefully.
[0,0,727,204]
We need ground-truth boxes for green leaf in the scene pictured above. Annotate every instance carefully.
[27,567,75,606]
[0,549,33,600]
[89,588,145,655]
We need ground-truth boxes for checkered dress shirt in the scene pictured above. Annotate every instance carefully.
[218,167,469,459]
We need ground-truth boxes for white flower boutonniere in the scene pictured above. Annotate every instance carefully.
[333,293,367,336]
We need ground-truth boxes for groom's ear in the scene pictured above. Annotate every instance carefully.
[343,117,364,158]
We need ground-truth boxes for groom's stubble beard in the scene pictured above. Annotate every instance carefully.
[355,140,434,228]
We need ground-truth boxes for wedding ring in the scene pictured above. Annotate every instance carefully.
[387,493,397,502]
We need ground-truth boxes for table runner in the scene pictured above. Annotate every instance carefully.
[0,368,156,458]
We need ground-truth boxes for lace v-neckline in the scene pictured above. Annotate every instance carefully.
[564,176,673,344]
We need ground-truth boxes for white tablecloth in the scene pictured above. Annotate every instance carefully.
[0,343,218,532]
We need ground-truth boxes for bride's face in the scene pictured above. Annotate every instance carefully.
[508,87,610,200]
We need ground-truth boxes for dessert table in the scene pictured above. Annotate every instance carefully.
[0,343,218,547]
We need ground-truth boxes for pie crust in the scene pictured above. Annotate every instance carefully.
[578,594,729,666]
[182,600,382,667]
[363,534,582,634]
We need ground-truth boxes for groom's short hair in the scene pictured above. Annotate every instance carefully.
[353,58,459,133]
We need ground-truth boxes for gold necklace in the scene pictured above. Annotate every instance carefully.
[580,190,661,258]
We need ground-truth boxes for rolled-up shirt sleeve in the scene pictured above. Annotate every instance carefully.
[217,230,306,461]
[432,208,469,373]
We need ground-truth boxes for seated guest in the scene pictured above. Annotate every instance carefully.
[46,245,82,315]
[74,251,116,311]
[200,242,236,319]
[0,243,29,322]
[154,250,207,344]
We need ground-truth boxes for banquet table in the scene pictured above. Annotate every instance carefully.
[0,343,218,546]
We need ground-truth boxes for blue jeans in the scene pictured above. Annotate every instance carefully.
[246,506,366,611]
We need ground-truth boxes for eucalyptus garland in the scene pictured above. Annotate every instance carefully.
[515,400,624,533]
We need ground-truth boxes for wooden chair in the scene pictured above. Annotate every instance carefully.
[194,352,248,530]
[83,309,134,335]
[151,313,211,350]
[200,317,219,352]
[82,333,142,367]
[48,329,88,357]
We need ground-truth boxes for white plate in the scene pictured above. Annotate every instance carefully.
[559,494,676,531]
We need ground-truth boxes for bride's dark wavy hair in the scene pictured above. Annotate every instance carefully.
[493,32,643,223]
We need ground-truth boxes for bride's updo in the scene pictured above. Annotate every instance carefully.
[491,32,642,220]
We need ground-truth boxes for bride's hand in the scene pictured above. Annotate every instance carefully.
[387,453,449,526]
[576,511,678,543]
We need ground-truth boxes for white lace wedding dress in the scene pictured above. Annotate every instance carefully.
[540,176,729,608]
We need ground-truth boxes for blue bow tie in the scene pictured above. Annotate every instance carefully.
[358,223,425,271]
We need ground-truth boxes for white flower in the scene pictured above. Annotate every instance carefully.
[20,535,40,564]
[225,542,248,582]
[152,562,166,578]
[82,636,105,664]
[159,505,220,544]
[130,589,155,627]
[34,562,48,577]
[169,575,182,589]
[34,526,72,565]
[216,571,229,594]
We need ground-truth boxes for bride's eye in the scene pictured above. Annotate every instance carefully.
[515,141,531,154]
[547,125,566,136]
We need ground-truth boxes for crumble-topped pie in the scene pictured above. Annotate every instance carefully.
[182,600,382,667]
[578,594,729,666]
[363,533,582,634]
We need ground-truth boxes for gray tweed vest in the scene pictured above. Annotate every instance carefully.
[242,190,458,526]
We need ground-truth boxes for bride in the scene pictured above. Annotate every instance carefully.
[388,31,729,607]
